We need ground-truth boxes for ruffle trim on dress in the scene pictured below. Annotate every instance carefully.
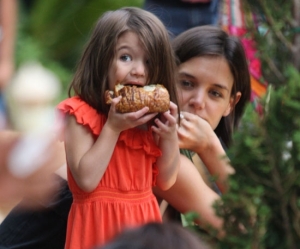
[119,129,162,158]
[57,96,104,136]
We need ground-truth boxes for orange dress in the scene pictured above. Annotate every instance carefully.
[57,97,162,249]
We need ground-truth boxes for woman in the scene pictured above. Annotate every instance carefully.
[154,25,251,231]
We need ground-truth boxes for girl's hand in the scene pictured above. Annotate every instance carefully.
[152,102,180,190]
[106,96,158,133]
[177,111,218,153]
[151,101,178,140]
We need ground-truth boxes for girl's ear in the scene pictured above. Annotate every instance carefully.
[223,91,242,117]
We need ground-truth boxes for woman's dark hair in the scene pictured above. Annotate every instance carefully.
[97,222,210,249]
[68,7,178,115]
[172,25,251,147]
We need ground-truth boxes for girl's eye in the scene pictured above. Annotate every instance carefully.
[120,54,131,62]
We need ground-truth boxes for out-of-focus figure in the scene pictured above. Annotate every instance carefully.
[0,0,18,128]
[6,62,62,177]
[0,130,66,205]
[143,0,220,37]
[97,222,211,249]
[0,62,65,218]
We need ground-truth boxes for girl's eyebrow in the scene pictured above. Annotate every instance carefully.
[117,45,129,51]
[179,72,229,92]
[116,44,133,51]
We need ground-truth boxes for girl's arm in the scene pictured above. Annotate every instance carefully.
[64,115,120,192]
[65,98,158,192]
[178,111,234,193]
[152,102,180,191]
[153,154,223,233]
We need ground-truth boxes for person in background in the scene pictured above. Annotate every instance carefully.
[96,222,211,249]
[0,130,66,205]
[143,0,220,38]
[154,25,251,229]
[0,0,17,128]
[0,130,70,249]
[143,0,226,197]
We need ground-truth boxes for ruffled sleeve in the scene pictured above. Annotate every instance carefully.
[57,96,106,136]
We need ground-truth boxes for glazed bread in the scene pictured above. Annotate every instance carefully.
[105,84,170,113]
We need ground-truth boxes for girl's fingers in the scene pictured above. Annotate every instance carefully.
[111,96,122,105]
[136,112,157,125]
[110,96,122,112]
[168,101,178,117]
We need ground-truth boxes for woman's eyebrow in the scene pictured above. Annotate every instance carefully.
[178,72,195,79]
[213,83,229,92]
[179,71,230,92]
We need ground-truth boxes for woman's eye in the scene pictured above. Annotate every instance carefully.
[180,80,193,88]
[210,90,222,98]
[120,54,131,62]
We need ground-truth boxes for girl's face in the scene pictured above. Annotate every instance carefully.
[177,56,241,130]
[108,31,149,90]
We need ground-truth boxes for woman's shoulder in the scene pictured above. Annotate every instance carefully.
[57,96,106,136]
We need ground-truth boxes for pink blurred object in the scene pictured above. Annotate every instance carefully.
[221,0,267,113]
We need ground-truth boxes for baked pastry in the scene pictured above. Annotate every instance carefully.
[105,84,170,113]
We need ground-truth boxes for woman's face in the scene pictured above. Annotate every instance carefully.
[177,56,240,130]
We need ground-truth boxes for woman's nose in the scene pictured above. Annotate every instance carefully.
[190,90,205,109]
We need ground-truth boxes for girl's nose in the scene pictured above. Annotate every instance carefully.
[131,61,146,77]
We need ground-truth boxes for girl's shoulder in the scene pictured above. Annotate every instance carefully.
[57,96,106,135]
[57,96,93,113]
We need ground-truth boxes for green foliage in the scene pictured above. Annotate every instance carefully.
[28,0,143,70]
[214,65,300,248]
[242,0,297,87]
[16,0,144,96]
[210,2,300,248]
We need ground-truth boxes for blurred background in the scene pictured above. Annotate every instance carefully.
[16,0,144,101]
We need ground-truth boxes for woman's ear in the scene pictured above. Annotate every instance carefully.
[223,92,242,117]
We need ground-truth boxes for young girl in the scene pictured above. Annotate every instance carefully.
[57,7,180,249]
[154,25,251,231]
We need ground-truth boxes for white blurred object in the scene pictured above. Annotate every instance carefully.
[6,62,62,178]
[8,62,61,133]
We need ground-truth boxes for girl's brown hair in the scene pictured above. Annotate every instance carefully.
[173,25,251,147]
[69,7,179,115]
